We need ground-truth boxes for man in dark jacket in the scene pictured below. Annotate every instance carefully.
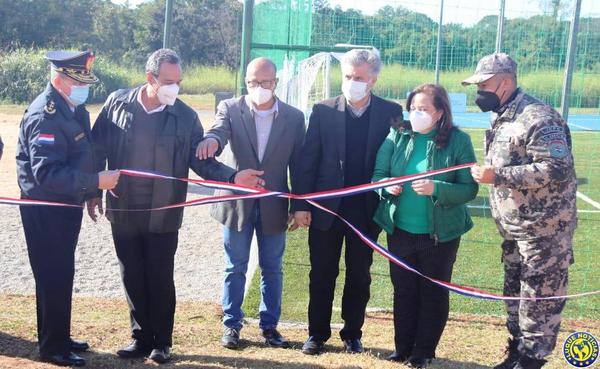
[293,49,403,355]
[87,49,263,364]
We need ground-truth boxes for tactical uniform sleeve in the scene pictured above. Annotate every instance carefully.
[494,114,574,190]
[28,116,99,195]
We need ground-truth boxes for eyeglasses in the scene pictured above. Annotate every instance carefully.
[246,79,277,89]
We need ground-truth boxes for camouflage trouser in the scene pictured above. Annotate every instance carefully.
[501,229,574,360]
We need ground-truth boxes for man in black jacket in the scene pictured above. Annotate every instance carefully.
[293,48,403,355]
[87,49,263,364]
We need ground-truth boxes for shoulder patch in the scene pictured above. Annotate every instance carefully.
[548,140,569,158]
[44,100,56,115]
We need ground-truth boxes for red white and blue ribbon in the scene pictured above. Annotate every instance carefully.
[2,163,599,301]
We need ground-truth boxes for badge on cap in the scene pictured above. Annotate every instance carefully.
[46,50,99,84]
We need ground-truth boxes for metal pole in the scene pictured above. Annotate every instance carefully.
[239,0,255,96]
[495,0,506,53]
[324,53,331,99]
[560,0,582,120]
[163,0,173,49]
[434,0,444,85]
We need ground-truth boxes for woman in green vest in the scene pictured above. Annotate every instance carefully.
[372,84,478,368]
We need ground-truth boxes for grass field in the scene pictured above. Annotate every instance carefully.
[0,294,596,369]
[243,128,600,324]
[326,65,600,110]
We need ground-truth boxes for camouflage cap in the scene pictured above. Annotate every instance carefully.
[462,53,517,86]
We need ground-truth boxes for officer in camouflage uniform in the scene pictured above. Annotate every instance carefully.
[464,53,577,369]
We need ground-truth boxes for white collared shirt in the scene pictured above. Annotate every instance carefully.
[346,94,372,118]
[245,95,279,162]
[137,85,166,114]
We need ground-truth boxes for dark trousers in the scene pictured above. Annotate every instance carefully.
[307,218,376,341]
[20,205,83,356]
[111,211,178,348]
[387,228,460,358]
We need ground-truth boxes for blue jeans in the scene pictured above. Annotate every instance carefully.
[221,207,286,331]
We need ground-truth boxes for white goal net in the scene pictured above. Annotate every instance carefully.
[275,52,340,120]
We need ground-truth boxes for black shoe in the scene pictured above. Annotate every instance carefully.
[70,339,90,352]
[387,351,410,363]
[221,327,240,349]
[343,338,364,354]
[262,328,290,348]
[408,356,433,368]
[149,347,171,364]
[494,338,520,369]
[40,352,86,367]
[301,336,325,355]
[116,340,152,358]
[514,356,547,369]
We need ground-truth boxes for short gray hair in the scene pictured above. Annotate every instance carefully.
[341,48,382,76]
[145,49,181,77]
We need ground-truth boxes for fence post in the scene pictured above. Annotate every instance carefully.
[324,53,331,100]
[239,0,255,96]
[434,0,444,85]
[561,0,582,120]
[163,0,173,49]
[495,0,506,52]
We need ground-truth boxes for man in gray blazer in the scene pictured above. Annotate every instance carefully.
[196,57,305,349]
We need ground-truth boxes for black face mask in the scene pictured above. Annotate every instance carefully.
[475,81,504,112]
[475,90,501,112]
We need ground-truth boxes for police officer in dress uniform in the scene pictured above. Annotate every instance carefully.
[464,53,577,369]
[16,50,120,367]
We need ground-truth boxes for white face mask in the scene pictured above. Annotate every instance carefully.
[154,81,179,106]
[409,110,436,133]
[248,86,274,106]
[342,79,368,103]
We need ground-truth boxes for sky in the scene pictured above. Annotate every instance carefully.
[112,0,600,27]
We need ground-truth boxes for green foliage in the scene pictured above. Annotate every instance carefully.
[0,48,236,104]
[0,0,242,69]
[0,48,49,103]
[0,48,143,103]
[307,4,599,73]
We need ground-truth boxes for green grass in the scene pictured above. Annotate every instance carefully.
[243,129,600,323]
[326,65,600,110]
[181,65,238,95]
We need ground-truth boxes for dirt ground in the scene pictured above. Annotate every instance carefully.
[0,105,216,197]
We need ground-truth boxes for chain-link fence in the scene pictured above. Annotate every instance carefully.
[241,0,600,322]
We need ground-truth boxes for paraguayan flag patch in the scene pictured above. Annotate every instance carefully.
[38,134,55,145]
